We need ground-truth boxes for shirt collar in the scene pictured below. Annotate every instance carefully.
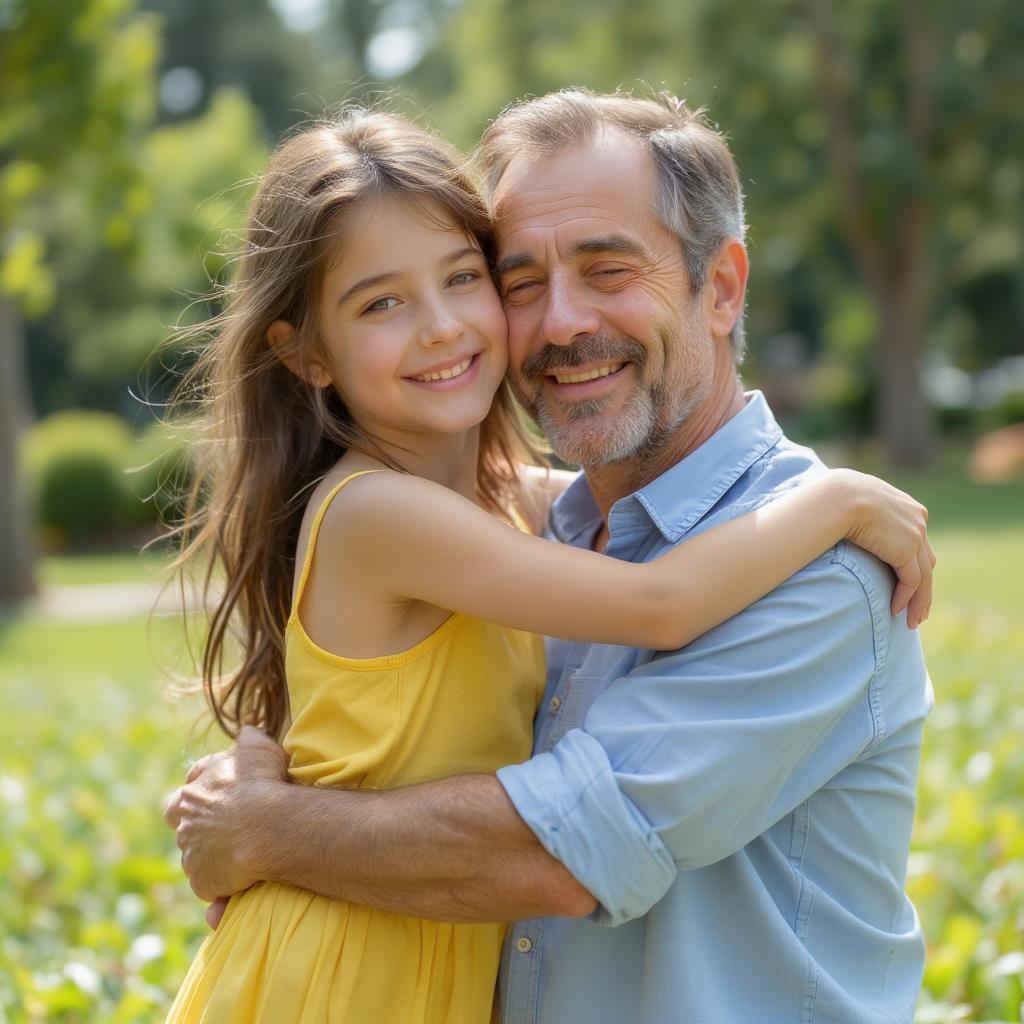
[549,391,783,547]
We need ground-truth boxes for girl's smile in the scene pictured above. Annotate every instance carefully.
[406,351,482,387]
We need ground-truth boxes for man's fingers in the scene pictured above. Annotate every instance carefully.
[183,851,216,901]
[189,878,217,903]
[186,753,217,784]
[163,788,184,829]
[205,897,229,930]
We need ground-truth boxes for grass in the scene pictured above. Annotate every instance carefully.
[0,466,1021,1022]
[908,523,1024,1023]
[0,615,213,1023]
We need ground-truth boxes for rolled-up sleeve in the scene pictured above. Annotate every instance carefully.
[497,552,885,926]
[497,729,678,926]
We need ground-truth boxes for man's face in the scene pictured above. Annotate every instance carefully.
[492,130,716,467]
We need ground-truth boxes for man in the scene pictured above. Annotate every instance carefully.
[166,89,933,1022]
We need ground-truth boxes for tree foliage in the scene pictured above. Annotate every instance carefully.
[0,0,266,600]
[26,89,266,417]
[140,0,315,139]
[0,0,161,600]
[3,0,1021,588]
[401,0,1024,463]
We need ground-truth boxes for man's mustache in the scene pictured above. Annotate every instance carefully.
[518,335,647,379]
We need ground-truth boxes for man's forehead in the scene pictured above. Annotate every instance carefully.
[492,135,660,255]
[494,133,652,212]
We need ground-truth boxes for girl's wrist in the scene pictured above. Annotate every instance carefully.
[826,468,871,539]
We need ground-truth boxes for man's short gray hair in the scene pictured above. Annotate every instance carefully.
[479,87,748,359]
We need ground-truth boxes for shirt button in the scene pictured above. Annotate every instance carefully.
[548,697,562,711]
[516,936,533,953]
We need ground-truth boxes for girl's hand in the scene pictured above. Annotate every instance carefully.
[832,469,936,629]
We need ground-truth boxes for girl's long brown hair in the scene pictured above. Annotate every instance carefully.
[169,109,542,741]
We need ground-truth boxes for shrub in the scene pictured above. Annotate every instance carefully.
[21,411,194,547]
[23,411,135,545]
[36,451,125,541]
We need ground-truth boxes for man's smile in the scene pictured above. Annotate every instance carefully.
[542,361,631,399]
[550,361,626,385]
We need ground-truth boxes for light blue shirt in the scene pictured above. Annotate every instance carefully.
[496,392,932,1024]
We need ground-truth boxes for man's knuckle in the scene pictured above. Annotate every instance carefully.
[162,794,179,826]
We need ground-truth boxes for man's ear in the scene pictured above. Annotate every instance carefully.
[706,239,749,341]
[266,320,332,388]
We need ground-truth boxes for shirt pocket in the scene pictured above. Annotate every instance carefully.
[545,673,612,743]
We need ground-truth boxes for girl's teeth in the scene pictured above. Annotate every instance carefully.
[416,357,472,382]
[554,363,623,385]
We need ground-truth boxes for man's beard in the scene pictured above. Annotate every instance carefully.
[510,330,710,468]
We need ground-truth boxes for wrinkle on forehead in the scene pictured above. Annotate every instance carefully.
[492,139,664,261]
[494,176,646,228]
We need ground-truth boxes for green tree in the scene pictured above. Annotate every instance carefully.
[24,89,266,419]
[141,0,316,139]
[404,0,1023,466]
[0,0,160,601]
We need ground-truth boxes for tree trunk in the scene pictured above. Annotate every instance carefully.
[875,285,934,467]
[0,294,36,605]
[805,0,937,469]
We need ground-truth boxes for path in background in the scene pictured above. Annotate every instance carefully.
[33,581,208,622]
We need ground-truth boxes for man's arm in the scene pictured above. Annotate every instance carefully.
[496,546,929,927]
[164,729,596,922]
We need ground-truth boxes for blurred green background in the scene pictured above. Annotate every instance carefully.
[1,0,1022,1020]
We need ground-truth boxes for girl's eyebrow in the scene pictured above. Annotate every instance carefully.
[338,272,398,307]
[338,247,484,306]
[441,245,485,266]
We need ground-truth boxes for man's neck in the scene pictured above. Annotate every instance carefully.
[585,378,746,551]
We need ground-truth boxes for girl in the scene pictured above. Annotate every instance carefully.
[166,109,931,1023]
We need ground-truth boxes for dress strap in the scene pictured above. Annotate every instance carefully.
[291,470,384,617]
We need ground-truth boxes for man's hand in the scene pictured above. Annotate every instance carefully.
[163,726,289,910]
[166,729,594,925]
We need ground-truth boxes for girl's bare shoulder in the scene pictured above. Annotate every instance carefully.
[314,469,470,561]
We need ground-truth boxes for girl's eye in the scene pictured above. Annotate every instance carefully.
[448,270,479,287]
[363,296,399,314]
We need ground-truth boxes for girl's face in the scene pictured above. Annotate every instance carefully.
[315,197,508,446]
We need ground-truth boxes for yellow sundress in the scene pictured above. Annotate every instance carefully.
[167,472,545,1023]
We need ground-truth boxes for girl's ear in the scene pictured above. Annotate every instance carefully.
[266,320,332,388]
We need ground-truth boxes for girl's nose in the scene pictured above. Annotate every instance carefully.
[418,300,464,347]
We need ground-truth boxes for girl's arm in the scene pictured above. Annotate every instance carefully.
[332,468,933,651]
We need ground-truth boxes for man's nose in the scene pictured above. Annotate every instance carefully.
[539,275,601,347]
